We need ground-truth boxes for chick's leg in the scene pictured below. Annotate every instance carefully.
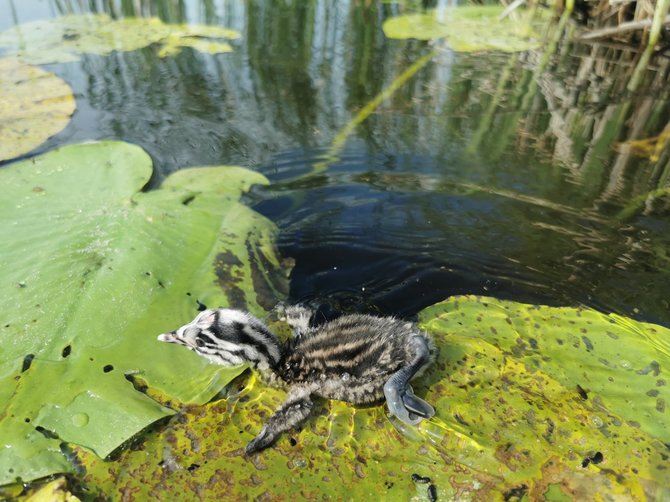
[383,335,434,425]
[246,387,314,454]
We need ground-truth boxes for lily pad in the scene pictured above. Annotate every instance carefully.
[57,296,670,500]
[23,477,79,502]
[0,141,288,485]
[383,5,540,53]
[0,57,76,162]
[0,14,240,65]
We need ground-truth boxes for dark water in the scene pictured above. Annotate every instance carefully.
[2,0,670,324]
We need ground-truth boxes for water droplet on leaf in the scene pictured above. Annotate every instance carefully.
[72,413,89,427]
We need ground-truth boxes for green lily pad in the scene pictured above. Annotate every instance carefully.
[0,57,76,162]
[0,141,288,485]
[58,296,669,500]
[383,6,540,53]
[0,14,239,65]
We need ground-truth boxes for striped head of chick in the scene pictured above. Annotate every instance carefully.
[158,305,436,454]
[157,309,280,371]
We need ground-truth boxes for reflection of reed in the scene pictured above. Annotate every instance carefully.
[541,45,668,209]
[482,9,670,209]
[50,0,186,20]
[462,0,670,211]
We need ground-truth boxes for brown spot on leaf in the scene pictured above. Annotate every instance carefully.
[503,484,527,501]
[657,398,666,413]
[354,462,366,478]
[636,361,661,376]
[21,354,35,372]
[576,385,588,400]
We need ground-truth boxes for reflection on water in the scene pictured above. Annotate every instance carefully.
[253,143,669,321]
[1,0,669,324]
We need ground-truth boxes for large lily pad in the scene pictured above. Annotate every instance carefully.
[0,57,76,162]
[0,141,288,485]
[383,5,540,52]
[0,14,239,65]
[53,296,670,500]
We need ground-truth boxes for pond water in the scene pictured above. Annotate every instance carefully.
[2,0,670,325]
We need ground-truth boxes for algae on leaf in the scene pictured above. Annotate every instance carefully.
[383,5,540,52]
[0,14,240,65]
[0,141,288,485]
[68,296,670,501]
[0,57,76,162]
[419,296,670,499]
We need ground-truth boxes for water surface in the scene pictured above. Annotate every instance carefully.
[2,0,669,325]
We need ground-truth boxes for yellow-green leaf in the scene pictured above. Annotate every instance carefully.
[0,57,76,162]
[0,14,240,65]
[59,296,670,500]
[23,477,79,502]
[383,6,540,53]
[158,36,233,58]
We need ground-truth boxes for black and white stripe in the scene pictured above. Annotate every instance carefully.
[158,305,436,454]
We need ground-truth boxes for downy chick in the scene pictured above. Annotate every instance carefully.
[158,305,436,453]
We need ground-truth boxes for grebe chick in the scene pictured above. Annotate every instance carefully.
[158,305,436,454]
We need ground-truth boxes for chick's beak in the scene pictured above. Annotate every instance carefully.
[157,331,177,343]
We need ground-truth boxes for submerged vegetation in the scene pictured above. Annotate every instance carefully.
[0,0,669,499]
